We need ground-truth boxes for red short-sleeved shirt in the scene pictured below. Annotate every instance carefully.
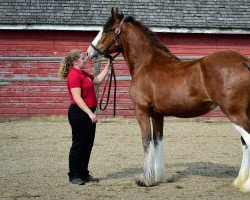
[67,68,97,107]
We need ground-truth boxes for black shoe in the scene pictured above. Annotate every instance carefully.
[84,175,99,183]
[69,177,85,185]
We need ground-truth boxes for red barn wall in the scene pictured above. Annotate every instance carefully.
[0,30,250,119]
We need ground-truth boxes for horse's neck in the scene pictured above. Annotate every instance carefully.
[121,27,157,77]
[120,26,174,77]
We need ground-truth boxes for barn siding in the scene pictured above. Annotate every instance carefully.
[0,30,250,119]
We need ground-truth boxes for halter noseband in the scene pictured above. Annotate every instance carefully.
[91,16,127,59]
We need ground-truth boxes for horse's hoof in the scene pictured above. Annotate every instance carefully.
[136,178,146,187]
[240,179,250,192]
[233,175,248,189]
[233,178,244,189]
[135,177,158,187]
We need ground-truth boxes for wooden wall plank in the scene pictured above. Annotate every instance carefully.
[1,30,249,119]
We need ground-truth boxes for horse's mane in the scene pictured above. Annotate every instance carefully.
[104,13,179,60]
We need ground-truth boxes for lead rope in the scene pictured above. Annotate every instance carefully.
[99,52,120,117]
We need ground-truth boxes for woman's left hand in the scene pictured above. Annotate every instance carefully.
[88,112,98,124]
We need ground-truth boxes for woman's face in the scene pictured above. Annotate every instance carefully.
[74,53,85,70]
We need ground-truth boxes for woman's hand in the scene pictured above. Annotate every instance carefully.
[71,88,98,123]
[93,60,111,85]
[88,112,98,124]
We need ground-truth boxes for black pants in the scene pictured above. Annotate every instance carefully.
[68,104,96,180]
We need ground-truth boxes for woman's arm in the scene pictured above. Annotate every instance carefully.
[71,88,98,123]
[93,60,110,85]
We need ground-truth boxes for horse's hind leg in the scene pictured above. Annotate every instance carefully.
[225,109,250,192]
[233,123,250,192]
[135,107,156,187]
[152,116,166,183]
[232,135,250,191]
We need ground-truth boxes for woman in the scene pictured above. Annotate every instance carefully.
[59,50,110,185]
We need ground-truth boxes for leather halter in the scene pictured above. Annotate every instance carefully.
[91,16,127,117]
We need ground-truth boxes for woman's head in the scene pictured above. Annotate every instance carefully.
[59,50,84,79]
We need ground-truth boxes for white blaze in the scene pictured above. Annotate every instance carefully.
[87,30,103,59]
[92,30,103,46]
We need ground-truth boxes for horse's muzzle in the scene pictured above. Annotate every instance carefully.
[87,50,100,61]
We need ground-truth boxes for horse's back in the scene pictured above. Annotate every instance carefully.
[201,50,250,69]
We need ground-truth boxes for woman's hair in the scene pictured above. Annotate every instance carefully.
[59,50,83,79]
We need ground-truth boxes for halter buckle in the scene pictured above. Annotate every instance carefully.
[115,28,121,35]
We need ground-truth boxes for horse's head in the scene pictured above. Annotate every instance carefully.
[87,8,126,61]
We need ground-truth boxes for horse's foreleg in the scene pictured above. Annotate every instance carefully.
[135,107,155,187]
[152,116,166,183]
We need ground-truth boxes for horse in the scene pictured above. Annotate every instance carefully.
[87,8,250,192]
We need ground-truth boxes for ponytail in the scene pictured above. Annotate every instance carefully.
[59,50,83,79]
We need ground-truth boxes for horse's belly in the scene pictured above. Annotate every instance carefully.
[154,100,217,118]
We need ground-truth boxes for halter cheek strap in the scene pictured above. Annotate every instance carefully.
[114,16,127,36]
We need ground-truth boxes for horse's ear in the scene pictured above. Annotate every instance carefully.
[111,7,120,21]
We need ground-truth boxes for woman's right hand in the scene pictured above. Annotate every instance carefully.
[88,112,98,124]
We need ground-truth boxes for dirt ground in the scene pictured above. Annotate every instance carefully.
[1,117,250,200]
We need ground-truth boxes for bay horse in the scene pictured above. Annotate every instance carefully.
[87,8,250,192]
